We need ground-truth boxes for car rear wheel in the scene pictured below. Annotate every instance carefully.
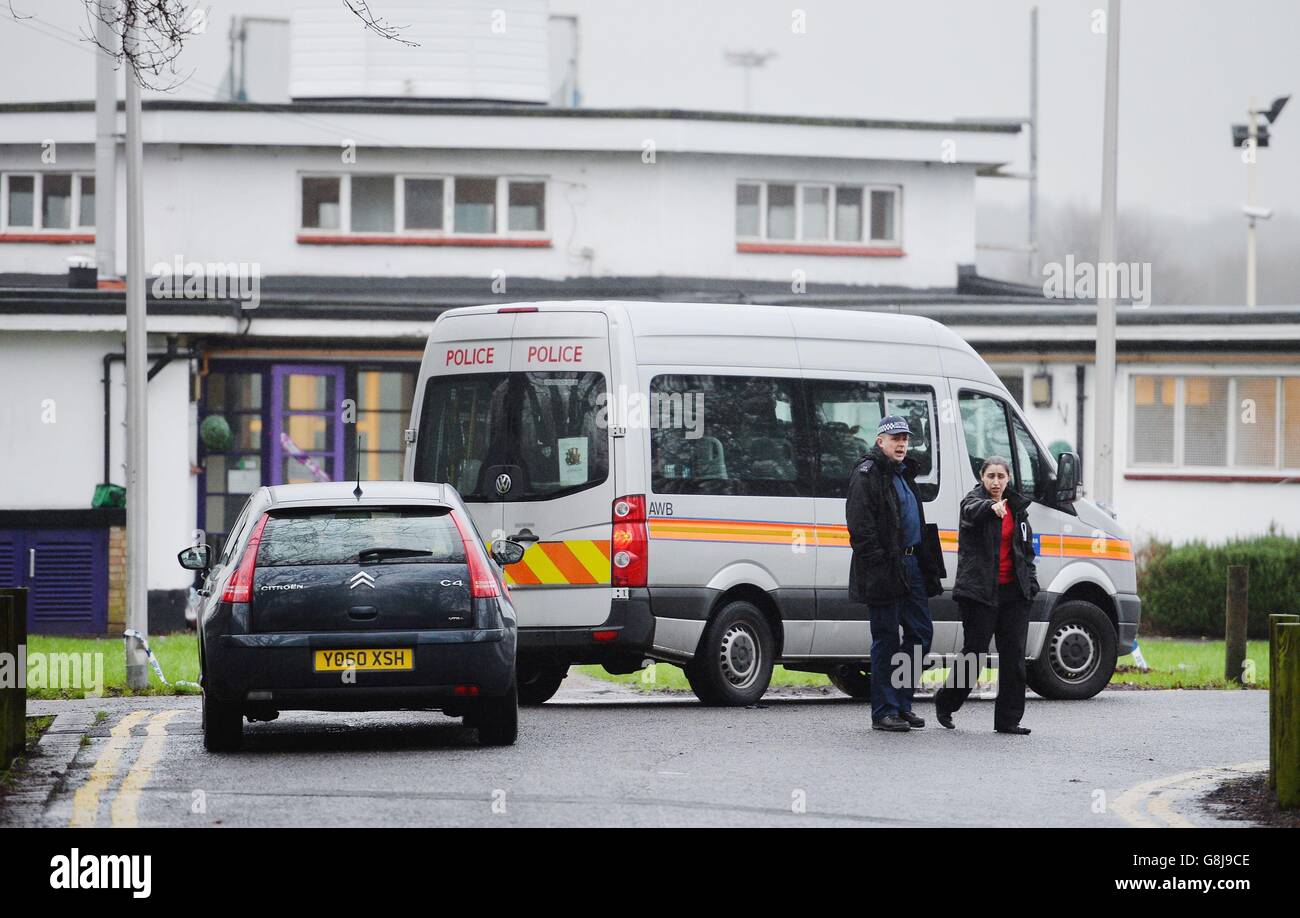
[828,664,872,699]
[685,600,774,707]
[516,663,567,706]
[202,691,243,752]
[1027,600,1117,700]
[473,681,518,746]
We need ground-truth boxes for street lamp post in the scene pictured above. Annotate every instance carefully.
[1233,95,1289,308]
[1092,0,1122,509]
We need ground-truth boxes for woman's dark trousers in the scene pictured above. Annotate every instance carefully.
[935,582,1031,729]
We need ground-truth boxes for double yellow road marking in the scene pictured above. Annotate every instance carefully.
[69,708,185,828]
[1111,760,1266,827]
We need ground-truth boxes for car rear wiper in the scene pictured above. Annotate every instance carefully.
[357,547,435,564]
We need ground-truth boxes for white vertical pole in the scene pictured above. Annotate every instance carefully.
[1246,97,1258,308]
[1093,0,1121,507]
[124,24,149,691]
[1028,5,1039,281]
[94,1,118,280]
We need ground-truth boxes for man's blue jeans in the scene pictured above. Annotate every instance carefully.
[867,553,934,722]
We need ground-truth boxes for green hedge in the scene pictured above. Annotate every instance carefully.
[1138,535,1300,638]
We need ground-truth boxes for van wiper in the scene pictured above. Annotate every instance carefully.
[358,547,434,564]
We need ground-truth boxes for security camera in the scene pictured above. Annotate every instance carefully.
[1242,205,1274,220]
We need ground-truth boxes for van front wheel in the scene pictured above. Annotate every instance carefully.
[1027,600,1117,700]
[685,601,774,706]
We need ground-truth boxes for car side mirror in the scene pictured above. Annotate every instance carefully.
[177,544,211,571]
[490,539,526,566]
[1055,451,1080,504]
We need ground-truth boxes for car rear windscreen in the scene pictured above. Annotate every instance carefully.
[257,508,465,566]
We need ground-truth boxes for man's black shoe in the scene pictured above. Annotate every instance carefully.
[897,710,925,728]
[995,725,1031,735]
[871,715,911,732]
[936,709,955,729]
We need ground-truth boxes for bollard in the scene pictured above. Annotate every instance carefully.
[0,589,28,769]
[1269,614,1300,789]
[1276,623,1300,810]
[1224,565,1249,685]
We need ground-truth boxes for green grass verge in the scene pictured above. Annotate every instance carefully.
[578,637,1272,694]
[23,634,200,700]
[18,633,1269,700]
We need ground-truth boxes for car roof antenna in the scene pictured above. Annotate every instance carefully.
[353,432,364,500]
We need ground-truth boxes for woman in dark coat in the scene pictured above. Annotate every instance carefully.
[935,457,1039,734]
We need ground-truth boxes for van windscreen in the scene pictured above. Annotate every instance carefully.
[413,371,608,501]
[257,508,464,566]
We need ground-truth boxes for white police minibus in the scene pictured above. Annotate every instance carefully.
[405,301,1140,706]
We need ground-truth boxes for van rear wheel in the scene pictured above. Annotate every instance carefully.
[517,663,567,706]
[1027,600,1117,700]
[685,600,774,706]
[828,665,872,699]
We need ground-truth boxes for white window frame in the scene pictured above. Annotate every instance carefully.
[1,171,93,233]
[736,179,903,246]
[300,173,549,238]
[1126,369,1300,475]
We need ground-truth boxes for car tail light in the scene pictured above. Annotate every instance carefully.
[611,494,647,588]
[221,513,269,603]
[454,684,480,697]
[592,629,618,642]
[450,511,501,599]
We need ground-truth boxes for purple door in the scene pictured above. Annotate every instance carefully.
[270,365,345,486]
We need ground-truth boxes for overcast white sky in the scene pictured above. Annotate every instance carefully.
[2,0,1296,227]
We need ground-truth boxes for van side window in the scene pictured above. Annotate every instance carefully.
[1011,414,1043,500]
[650,375,806,496]
[808,379,939,499]
[960,389,1043,499]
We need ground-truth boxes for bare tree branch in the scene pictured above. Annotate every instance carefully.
[343,0,418,47]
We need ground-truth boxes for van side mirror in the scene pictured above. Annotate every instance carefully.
[1055,451,1080,504]
[177,544,211,571]
[491,539,526,566]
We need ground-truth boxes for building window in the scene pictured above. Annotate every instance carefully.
[454,177,496,233]
[2,172,95,232]
[300,174,547,238]
[507,180,545,232]
[403,178,444,230]
[736,180,901,246]
[736,183,761,236]
[350,175,395,232]
[301,177,341,229]
[356,370,416,481]
[1130,373,1300,473]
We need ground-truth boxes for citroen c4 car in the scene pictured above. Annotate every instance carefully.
[178,481,526,751]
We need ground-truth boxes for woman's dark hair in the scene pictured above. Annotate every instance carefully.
[979,456,1012,477]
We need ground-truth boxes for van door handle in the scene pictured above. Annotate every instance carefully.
[29,548,36,579]
[509,529,540,544]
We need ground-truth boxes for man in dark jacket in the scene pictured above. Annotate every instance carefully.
[846,416,945,732]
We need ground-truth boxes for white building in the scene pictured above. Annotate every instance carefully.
[1,1,1297,634]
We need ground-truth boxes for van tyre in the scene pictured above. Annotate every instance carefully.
[828,665,872,699]
[474,681,519,746]
[202,691,243,752]
[517,663,567,706]
[1027,600,1117,700]
[685,600,775,707]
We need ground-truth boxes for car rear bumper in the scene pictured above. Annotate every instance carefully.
[204,627,516,710]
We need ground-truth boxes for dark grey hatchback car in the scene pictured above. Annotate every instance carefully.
[178,482,526,751]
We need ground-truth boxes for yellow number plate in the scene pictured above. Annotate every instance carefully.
[313,648,414,672]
